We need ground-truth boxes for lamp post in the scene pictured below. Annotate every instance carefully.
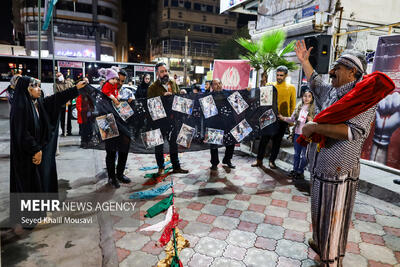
[183,28,190,86]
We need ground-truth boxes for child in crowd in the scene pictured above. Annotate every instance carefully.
[99,68,120,105]
[278,90,317,179]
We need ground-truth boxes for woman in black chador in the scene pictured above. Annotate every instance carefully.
[9,76,87,228]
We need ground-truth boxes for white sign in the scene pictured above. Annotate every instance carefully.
[220,0,248,13]
[54,41,95,59]
[195,66,204,74]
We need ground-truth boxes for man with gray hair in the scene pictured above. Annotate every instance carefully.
[295,40,395,266]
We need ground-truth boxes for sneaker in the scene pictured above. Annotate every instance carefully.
[269,161,277,169]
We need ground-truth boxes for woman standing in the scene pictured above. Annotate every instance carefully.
[135,73,151,99]
[10,76,87,228]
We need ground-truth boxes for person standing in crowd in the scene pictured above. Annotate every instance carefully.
[204,80,211,91]
[55,72,74,136]
[295,40,394,266]
[76,91,94,149]
[5,74,22,108]
[148,62,189,176]
[252,66,296,169]
[278,90,317,179]
[99,68,131,188]
[136,74,151,99]
[209,79,235,170]
[10,76,87,230]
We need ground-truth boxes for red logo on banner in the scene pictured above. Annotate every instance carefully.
[213,60,250,90]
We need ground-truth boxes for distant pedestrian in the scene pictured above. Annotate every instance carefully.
[56,72,74,136]
[278,90,317,179]
[135,74,151,99]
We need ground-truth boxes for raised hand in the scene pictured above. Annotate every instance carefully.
[295,40,313,64]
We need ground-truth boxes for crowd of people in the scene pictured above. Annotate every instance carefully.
[5,40,396,266]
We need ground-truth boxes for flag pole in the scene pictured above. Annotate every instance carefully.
[51,9,56,92]
[38,0,42,80]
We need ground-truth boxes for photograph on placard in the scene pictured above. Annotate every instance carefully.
[227,91,249,114]
[230,119,252,142]
[298,108,309,123]
[113,101,134,121]
[141,129,164,149]
[260,85,273,106]
[96,113,119,140]
[199,95,218,118]
[172,95,194,115]
[176,123,196,148]
[259,109,276,129]
[204,128,224,145]
[147,96,167,121]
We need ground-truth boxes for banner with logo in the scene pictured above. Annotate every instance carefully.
[213,60,251,90]
[361,35,400,170]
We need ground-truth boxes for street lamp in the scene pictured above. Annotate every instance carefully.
[184,28,190,87]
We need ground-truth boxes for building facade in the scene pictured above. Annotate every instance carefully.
[13,0,128,62]
[149,0,238,82]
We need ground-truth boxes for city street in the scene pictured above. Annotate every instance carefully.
[1,102,399,267]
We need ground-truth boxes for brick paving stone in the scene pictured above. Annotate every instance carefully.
[113,230,126,242]
[116,247,130,263]
[307,247,320,261]
[180,248,195,266]
[187,202,205,211]
[276,239,308,260]
[353,204,378,215]
[289,210,307,220]
[256,223,285,239]
[179,208,202,222]
[368,260,394,267]
[244,248,278,267]
[283,217,310,232]
[141,240,164,255]
[256,191,273,197]
[237,221,258,232]
[271,191,292,201]
[276,187,292,194]
[383,234,400,251]
[183,234,200,247]
[244,182,259,188]
[375,215,400,228]
[342,253,368,267]
[223,244,247,261]
[201,204,227,216]
[120,252,159,267]
[254,236,277,250]
[226,200,250,211]
[212,216,240,230]
[355,212,376,223]
[360,232,385,245]
[250,195,272,205]
[277,256,301,267]
[223,208,242,218]
[271,199,288,208]
[394,251,400,263]
[197,213,217,224]
[301,259,319,267]
[188,253,214,267]
[292,195,309,203]
[194,236,227,257]
[208,227,230,240]
[264,215,284,226]
[359,243,397,265]
[287,201,309,213]
[265,205,289,218]
[234,194,251,201]
[346,241,360,254]
[383,226,400,237]
[375,208,389,216]
[354,221,385,236]
[116,232,150,251]
[239,210,265,224]
[211,258,245,267]
[348,228,362,243]
[178,219,189,230]
[248,203,266,213]
[226,229,257,248]
[284,229,305,242]
[178,191,196,199]
[211,198,229,206]
[185,221,213,237]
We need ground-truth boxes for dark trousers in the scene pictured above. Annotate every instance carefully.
[256,121,287,162]
[293,133,307,174]
[60,105,72,134]
[105,150,129,179]
[210,145,234,166]
[155,129,180,169]
[79,122,93,143]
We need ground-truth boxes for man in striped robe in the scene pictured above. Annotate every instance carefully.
[295,40,375,267]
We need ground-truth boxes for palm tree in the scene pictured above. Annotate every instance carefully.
[236,30,297,86]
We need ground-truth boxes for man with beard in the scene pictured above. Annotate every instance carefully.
[295,40,394,266]
[148,62,189,175]
[252,66,296,169]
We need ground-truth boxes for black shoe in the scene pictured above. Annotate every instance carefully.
[80,142,88,149]
[109,178,120,188]
[172,168,189,174]
[294,173,305,180]
[269,161,277,169]
[394,179,400,185]
[117,175,131,184]
[222,160,236,169]
[308,238,320,255]
[210,165,218,171]
[288,170,296,177]
[67,133,73,136]
[60,133,66,137]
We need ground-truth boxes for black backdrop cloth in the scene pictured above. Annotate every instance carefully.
[82,85,279,154]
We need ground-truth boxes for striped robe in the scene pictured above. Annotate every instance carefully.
[307,72,376,266]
